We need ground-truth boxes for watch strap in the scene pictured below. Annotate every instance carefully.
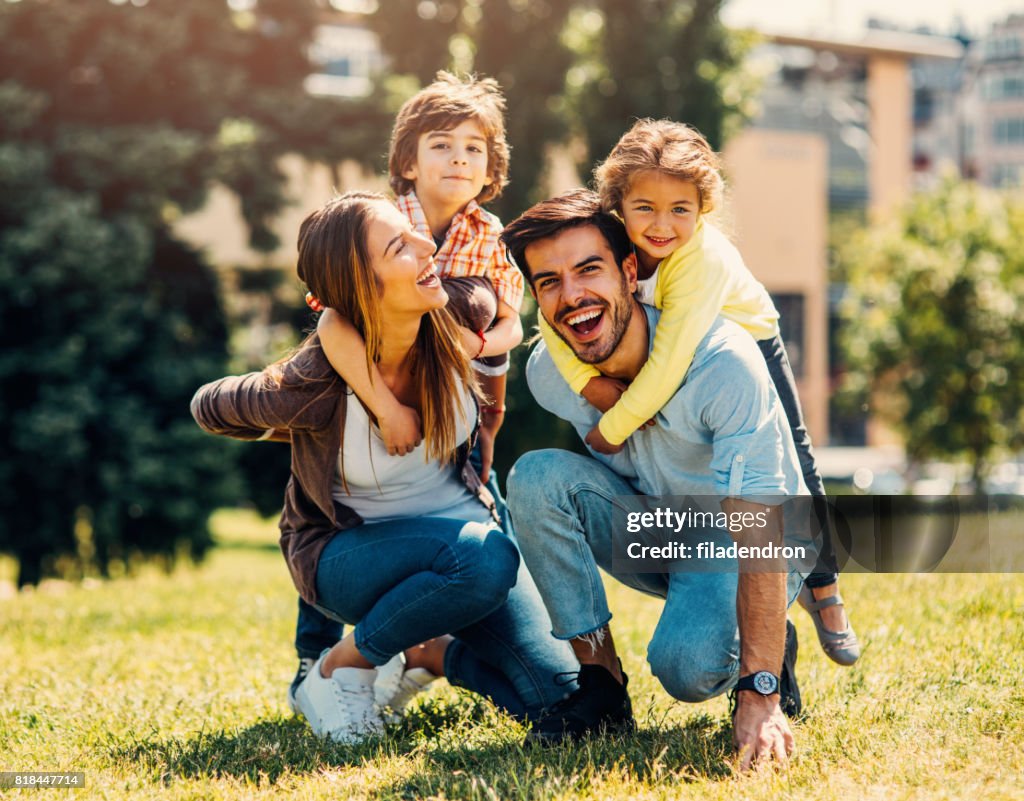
[736,671,780,696]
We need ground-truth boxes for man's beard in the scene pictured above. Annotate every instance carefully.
[547,273,633,365]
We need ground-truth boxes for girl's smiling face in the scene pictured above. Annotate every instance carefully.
[621,170,700,268]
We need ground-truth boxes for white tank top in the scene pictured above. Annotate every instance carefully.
[331,384,490,524]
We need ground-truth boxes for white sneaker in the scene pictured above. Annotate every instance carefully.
[373,652,438,724]
[293,652,384,743]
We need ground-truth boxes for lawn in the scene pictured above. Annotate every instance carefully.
[1,509,1022,800]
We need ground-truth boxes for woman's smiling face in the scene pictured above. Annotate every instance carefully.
[365,201,449,317]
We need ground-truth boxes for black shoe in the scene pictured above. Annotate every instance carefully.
[779,619,802,718]
[526,662,635,744]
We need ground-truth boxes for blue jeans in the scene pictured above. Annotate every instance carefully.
[757,335,837,588]
[311,514,577,719]
[292,446,505,657]
[508,449,803,703]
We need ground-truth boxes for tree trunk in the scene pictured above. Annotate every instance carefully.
[15,550,44,588]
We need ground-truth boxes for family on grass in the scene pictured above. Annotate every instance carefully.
[191,72,861,770]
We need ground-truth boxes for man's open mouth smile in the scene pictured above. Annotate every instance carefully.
[562,306,605,337]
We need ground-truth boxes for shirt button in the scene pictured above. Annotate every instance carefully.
[735,455,744,462]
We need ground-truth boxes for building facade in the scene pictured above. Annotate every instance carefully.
[960,15,1024,187]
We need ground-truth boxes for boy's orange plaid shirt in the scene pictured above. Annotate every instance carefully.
[396,192,524,312]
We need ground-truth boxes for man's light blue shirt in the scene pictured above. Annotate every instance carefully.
[526,306,808,500]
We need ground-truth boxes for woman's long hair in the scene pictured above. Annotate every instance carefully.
[296,191,477,463]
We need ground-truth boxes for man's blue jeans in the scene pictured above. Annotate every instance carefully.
[508,449,800,703]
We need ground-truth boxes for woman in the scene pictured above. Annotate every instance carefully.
[191,191,577,743]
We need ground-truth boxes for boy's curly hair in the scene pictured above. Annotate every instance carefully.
[594,118,723,216]
[388,71,510,205]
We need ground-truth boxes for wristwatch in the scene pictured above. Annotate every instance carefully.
[735,671,779,696]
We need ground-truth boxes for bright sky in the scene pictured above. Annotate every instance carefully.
[722,0,1021,38]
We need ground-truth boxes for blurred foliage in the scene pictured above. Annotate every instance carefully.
[563,1,760,173]
[827,208,869,444]
[223,268,317,519]
[0,0,382,585]
[837,176,1024,489]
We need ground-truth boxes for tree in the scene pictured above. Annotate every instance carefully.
[0,0,380,584]
[565,0,759,173]
[838,177,1024,490]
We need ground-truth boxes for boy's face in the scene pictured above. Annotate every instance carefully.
[403,119,492,212]
[621,170,700,263]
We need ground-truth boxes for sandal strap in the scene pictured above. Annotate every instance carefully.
[802,592,844,612]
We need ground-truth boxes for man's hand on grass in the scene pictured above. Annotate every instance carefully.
[733,692,794,771]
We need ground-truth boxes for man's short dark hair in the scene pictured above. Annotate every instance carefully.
[500,189,632,283]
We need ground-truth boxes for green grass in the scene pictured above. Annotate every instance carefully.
[2,508,1023,800]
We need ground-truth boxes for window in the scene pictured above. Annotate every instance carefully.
[993,117,1024,145]
[983,71,1024,100]
[991,163,1022,187]
[304,24,382,98]
[987,35,1022,61]
[913,88,934,125]
[963,122,975,157]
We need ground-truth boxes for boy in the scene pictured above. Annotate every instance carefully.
[289,72,525,716]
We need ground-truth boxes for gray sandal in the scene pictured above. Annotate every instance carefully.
[798,583,861,666]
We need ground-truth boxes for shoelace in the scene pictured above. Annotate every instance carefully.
[331,679,376,720]
[541,670,583,714]
[296,658,315,680]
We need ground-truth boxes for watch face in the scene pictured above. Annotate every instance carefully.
[753,671,778,695]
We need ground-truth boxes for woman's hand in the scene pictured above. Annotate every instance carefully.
[379,402,422,456]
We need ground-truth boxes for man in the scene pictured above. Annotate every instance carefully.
[501,190,808,769]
